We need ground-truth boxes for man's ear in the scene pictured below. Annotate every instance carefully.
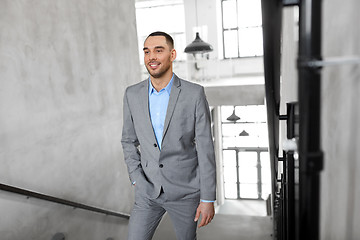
[171,49,177,61]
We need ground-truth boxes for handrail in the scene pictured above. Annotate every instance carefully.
[0,183,130,219]
[261,1,324,239]
[278,102,299,240]
[285,102,298,240]
[261,0,282,227]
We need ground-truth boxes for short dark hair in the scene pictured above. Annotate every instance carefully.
[145,31,174,49]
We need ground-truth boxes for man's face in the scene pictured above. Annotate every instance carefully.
[143,36,176,79]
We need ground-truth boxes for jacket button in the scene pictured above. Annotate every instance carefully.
[154,143,157,147]
[159,164,163,168]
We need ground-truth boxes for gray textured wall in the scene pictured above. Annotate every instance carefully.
[320,0,360,239]
[0,0,139,239]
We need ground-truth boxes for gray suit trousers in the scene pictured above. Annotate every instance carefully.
[127,190,199,240]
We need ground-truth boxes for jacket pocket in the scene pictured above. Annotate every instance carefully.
[178,156,198,168]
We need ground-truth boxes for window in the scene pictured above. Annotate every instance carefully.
[221,0,263,58]
[221,105,271,199]
[135,1,186,63]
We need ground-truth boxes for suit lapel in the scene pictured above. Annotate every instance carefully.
[162,75,181,142]
[139,80,157,141]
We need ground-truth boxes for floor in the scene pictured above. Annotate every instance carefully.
[152,199,273,240]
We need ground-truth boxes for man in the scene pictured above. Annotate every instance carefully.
[121,31,216,240]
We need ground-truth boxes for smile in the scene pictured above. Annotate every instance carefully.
[149,62,160,69]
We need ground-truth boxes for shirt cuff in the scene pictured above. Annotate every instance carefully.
[200,199,215,203]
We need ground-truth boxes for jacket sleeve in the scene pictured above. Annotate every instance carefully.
[195,87,217,201]
[121,89,143,184]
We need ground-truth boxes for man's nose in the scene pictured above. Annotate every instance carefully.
[149,52,157,60]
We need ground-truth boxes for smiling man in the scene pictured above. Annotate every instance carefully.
[121,31,216,240]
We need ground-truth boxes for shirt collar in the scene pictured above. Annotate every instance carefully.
[149,74,174,95]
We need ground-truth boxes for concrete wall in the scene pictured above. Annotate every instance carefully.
[0,0,139,239]
[320,0,360,239]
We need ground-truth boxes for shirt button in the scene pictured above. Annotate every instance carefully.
[159,164,164,168]
[154,143,157,147]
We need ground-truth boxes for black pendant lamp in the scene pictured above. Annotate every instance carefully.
[184,0,213,54]
[239,130,250,136]
[184,32,213,54]
[226,107,240,122]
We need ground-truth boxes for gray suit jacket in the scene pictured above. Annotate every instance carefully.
[121,74,216,201]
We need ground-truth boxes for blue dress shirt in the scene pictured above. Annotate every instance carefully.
[148,75,174,150]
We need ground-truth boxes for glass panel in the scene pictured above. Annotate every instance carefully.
[238,152,257,167]
[237,0,262,27]
[238,152,257,183]
[224,166,237,183]
[223,150,237,187]
[261,168,271,185]
[261,152,271,185]
[224,182,238,199]
[222,136,237,148]
[239,167,257,183]
[239,183,258,198]
[222,0,238,29]
[223,150,237,167]
[238,27,263,57]
[261,184,271,199]
[223,30,239,58]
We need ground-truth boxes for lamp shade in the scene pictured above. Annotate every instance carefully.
[184,32,213,54]
[239,130,249,136]
[226,109,240,122]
